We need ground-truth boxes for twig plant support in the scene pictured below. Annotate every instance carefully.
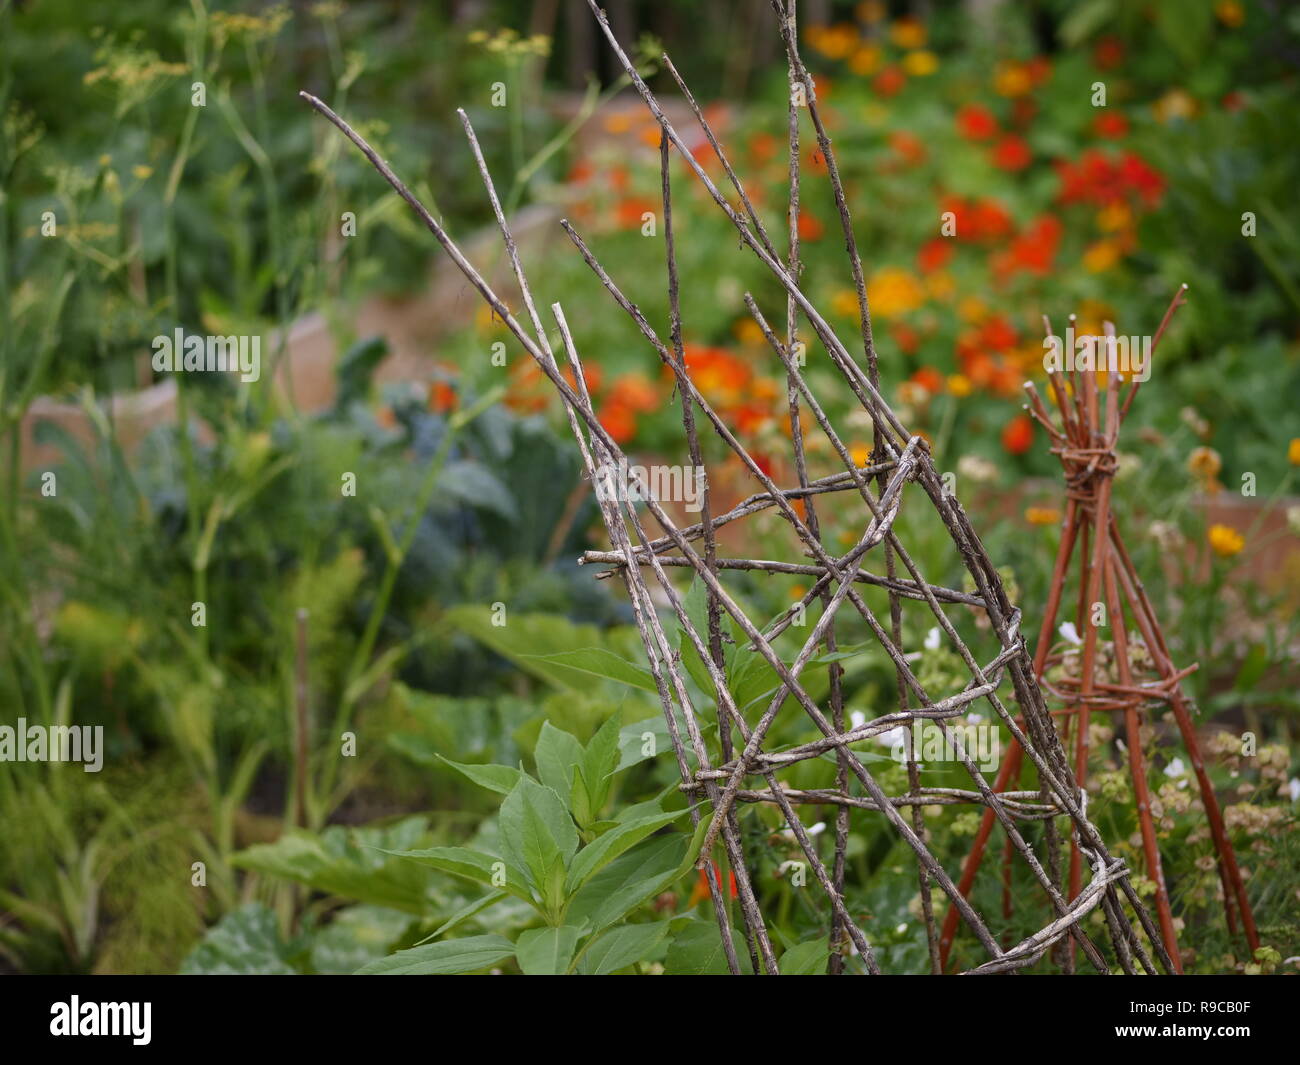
[301,0,1175,973]
[942,289,1260,973]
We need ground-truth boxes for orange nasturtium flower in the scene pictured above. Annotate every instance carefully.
[1001,413,1035,455]
[1025,506,1061,526]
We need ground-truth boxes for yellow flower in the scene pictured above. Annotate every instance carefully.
[789,584,807,601]
[832,289,860,317]
[132,164,153,180]
[849,44,882,76]
[1096,202,1133,233]
[957,296,988,324]
[902,50,938,76]
[1153,89,1198,124]
[925,271,955,301]
[1288,438,1300,465]
[866,267,924,319]
[733,318,766,346]
[602,112,633,134]
[811,23,859,60]
[1083,240,1122,273]
[1208,524,1245,558]
[1025,506,1061,527]
[993,61,1032,97]
[889,18,927,50]
[947,373,972,397]
[850,442,872,468]
[1215,1,1245,28]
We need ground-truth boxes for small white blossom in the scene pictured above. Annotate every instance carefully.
[1059,621,1082,646]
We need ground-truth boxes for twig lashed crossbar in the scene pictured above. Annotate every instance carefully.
[301,0,1174,974]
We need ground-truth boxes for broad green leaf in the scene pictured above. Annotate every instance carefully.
[311,906,414,975]
[498,777,578,908]
[522,648,657,692]
[566,835,687,933]
[579,920,670,975]
[778,939,830,975]
[664,919,744,975]
[617,717,670,771]
[564,809,686,895]
[514,925,582,975]
[436,755,522,796]
[233,818,434,914]
[387,846,534,905]
[445,607,638,692]
[534,722,584,803]
[356,934,515,975]
[180,903,297,975]
[580,713,623,813]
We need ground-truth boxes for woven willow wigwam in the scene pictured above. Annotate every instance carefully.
[304,0,1176,974]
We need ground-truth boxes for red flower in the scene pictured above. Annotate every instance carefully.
[1055,148,1164,209]
[956,103,998,141]
[690,866,738,907]
[609,373,659,413]
[992,214,1062,278]
[748,131,779,163]
[991,134,1032,171]
[1093,112,1129,139]
[890,130,927,166]
[916,237,952,274]
[1118,151,1165,208]
[873,66,906,97]
[1093,36,1124,71]
[943,196,1014,244]
[797,212,825,242]
[598,402,637,444]
[892,321,921,355]
[429,381,457,413]
[977,314,1018,353]
[911,365,944,394]
[615,196,657,230]
[1001,413,1034,455]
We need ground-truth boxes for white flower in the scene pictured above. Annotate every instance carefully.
[924,627,941,651]
[809,821,826,836]
[850,710,867,730]
[1058,621,1082,646]
[957,454,998,484]
[876,725,908,748]
[1289,778,1300,803]
[1164,757,1186,778]
[896,923,908,935]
